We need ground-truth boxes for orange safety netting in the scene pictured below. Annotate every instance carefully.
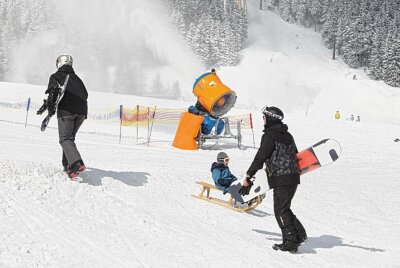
[121,105,252,129]
[121,106,186,126]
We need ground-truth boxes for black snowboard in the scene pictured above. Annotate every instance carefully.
[40,75,70,132]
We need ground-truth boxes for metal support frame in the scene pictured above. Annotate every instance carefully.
[197,117,243,149]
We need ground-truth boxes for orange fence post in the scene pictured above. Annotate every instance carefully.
[119,105,123,144]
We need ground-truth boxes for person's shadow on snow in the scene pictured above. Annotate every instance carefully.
[252,231,385,253]
[252,229,282,242]
[299,235,385,254]
[246,209,272,218]
[79,168,149,187]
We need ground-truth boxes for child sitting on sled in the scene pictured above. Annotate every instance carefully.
[211,152,237,194]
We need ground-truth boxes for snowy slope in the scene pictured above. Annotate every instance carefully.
[1,86,400,267]
[1,2,400,268]
[219,2,400,124]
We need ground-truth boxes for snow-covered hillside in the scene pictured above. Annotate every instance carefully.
[1,2,400,267]
[218,1,400,124]
[1,81,400,267]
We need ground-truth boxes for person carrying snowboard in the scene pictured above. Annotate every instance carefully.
[211,152,237,194]
[43,55,88,179]
[239,106,307,253]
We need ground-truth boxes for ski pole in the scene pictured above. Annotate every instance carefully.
[25,97,31,127]
[250,113,255,148]
[148,106,156,146]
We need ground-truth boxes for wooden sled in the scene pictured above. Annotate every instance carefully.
[191,181,263,212]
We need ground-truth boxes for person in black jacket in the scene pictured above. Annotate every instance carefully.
[241,106,307,253]
[45,55,88,179]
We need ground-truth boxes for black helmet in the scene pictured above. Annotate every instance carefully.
[261,105,284,121]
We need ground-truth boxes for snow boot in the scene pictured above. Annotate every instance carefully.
[272,240,298,253]
[293,218,307,246]
[68,160,86,179]
[297,236,308,246]
[273,228,298,253]
[63,165,71,176]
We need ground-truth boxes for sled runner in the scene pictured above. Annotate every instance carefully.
[191,181,263,212]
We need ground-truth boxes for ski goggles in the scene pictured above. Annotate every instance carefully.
[261,105,283,120]
[217,158,230,163]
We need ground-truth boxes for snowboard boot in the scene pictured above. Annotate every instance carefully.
[297,235,308,246]
[273,228,298,253]
[293,218,308,246]
[68,160,86,179]
[272,240,298,253]
[63,165,71,176]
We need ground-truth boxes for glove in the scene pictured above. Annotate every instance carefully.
[47,102,56,116]
[238,176,253,196]
[46,87,60,116]
[37,99,48,115]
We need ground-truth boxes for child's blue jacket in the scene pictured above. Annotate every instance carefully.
[211,162,237,194]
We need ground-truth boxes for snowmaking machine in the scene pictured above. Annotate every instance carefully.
[172,69,241,150]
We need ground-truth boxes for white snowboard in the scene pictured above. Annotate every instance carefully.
[229,170,268,203]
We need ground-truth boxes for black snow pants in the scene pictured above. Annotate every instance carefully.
[273,184,306,243]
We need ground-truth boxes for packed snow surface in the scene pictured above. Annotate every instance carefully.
[1,1,400,267]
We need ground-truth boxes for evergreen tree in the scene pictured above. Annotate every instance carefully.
[293,0,308,26]
[192,13,214,66]
[279,0,292,22]
[321,0,339,49]
[209,0,225,21]
[185,22,196,44]
[309,0,322,30]
[383,26,400,87]
[167,0,247,67]
[170,80,181,99]
[0,0,53,80]
[150,73,165,96]
[172,10,187,36]
[264,0,400,87]
[368,12,387,80]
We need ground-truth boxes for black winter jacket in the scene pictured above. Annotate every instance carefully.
[46,65,88,118]
[247,122,300,188]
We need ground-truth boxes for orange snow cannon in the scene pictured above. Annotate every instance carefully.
[172,112,204,150]
[193,69,237,117]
